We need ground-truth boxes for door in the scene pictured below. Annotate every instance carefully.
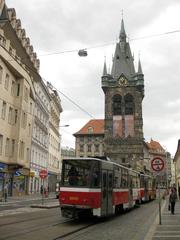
[128,174,133,208]
[101,170,113,216]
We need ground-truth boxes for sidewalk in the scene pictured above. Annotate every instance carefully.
[146,198,180,239]
[0,192,56,204]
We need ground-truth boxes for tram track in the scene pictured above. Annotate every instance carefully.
[0,209,61,227]
[0,218,74,240]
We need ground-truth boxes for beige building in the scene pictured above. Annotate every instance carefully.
[47,84,62,192]
[74,119,104,158]
[0,3,38,196]
[174,139,180,196]
[0,2,63,197]
[29,79,51,194]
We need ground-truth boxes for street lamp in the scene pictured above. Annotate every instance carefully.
[60,124,69,127]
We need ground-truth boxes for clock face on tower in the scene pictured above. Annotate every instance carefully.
[118,76,127,85]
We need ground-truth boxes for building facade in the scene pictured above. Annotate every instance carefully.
[47,86,62,192]
[101,19,144,168]
[0,2,62,197]
[29,79,51,194]
[174,139,180,195]
[0,3,38,196]
[74,119,104,158]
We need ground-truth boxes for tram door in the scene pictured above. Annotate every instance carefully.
[128,174,133,208]
[101,170,113,216]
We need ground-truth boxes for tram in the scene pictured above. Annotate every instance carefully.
[59,157,156,219]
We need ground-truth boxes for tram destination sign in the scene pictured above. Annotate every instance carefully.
[151,157,164,172]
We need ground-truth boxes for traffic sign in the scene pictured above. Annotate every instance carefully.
[39,169,48,179]
[151,157,164,172]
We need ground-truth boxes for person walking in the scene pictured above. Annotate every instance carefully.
[169,188,177,214]
[4,183,8,202]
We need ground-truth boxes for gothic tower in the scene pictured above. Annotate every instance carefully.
[101,19,144,169]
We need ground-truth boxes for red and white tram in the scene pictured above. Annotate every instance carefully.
[59,157,156,219]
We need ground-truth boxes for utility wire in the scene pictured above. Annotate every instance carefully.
[42,78,95,119]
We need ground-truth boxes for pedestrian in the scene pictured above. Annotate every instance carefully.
[4,183,8,202]
[40,185,43,195]
[169,188,177,214]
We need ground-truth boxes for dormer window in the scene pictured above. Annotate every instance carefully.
[88,127,93,133]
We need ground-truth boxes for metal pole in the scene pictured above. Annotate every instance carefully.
[42,179,44,205]
[158,174,161,225]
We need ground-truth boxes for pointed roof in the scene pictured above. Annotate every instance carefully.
[119,18,126,41]
[74,119,104,136]
[111,19,135,79]
[102,59,107,76]
[138,58,143,74]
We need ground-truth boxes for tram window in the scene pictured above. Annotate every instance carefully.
[62,160,100,188]
[103,172,106,188]
[109,173,113,188]
[121,169,128,188]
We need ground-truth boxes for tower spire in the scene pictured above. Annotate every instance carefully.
[138,54,143,74]
[119,17,126,42]
[102,56,107,76]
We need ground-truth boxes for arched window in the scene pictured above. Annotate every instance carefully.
[113,94,122,115]
[124,94,134,115]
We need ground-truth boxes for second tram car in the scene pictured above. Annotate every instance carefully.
[59,157,156,219]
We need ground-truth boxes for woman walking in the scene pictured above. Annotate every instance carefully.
[169,188,177,214]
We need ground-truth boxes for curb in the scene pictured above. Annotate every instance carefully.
[144,199,166,240]
[30,204,59,209]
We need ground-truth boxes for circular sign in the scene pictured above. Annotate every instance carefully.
[39,169,48,179]
[151,157,164,172]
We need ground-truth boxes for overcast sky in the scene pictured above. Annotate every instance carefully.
[6,0,180,156]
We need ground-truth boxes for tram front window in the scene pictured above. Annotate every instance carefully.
[61,160,100,187]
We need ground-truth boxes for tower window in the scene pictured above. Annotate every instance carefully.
[125,94,134,115]
[113,94,122,115]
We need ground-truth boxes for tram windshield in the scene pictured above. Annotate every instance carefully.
[61,159,100,188]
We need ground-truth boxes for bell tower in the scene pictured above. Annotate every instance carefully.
[101,19,144,169]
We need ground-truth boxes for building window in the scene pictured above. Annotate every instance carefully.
[1,101,6,120]
[19,141,24,159]
[87,137,91,142]
[5,138,10,156]
[28,123,31,136]
[79,137,84,142]
[8,107,13,124]
[4,73,9,90]
[0,135,3,155]
[24,86,28,102]
[17,83,20,96]
[0,66,3,83]
[11,81,16,96]
[95,144,99,152]
[11,139,15,157]
[14,109,18,124]
[26,148,30,162]
[125,94,134,115]
[30,102,32,114]
[113,94,122,115]
[22,111,27,128]
[88,127,93,133]
[80,145,84,152]
[87,145,91,152]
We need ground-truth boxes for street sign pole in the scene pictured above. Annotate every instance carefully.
[157,174,161,225]
[42,178,44,205]
[151,157,165,225]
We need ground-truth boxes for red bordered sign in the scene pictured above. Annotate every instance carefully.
[39,169,48,179]
[151,157,164,172]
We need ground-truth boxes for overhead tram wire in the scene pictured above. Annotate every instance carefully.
[3,28,180,62]
[38,29,180,57]
[42,78,95,119]
[2,28,180,119]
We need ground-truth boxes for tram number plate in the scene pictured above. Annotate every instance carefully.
[69,196,79,200]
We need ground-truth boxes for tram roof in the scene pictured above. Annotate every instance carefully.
[62,157,150,176]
